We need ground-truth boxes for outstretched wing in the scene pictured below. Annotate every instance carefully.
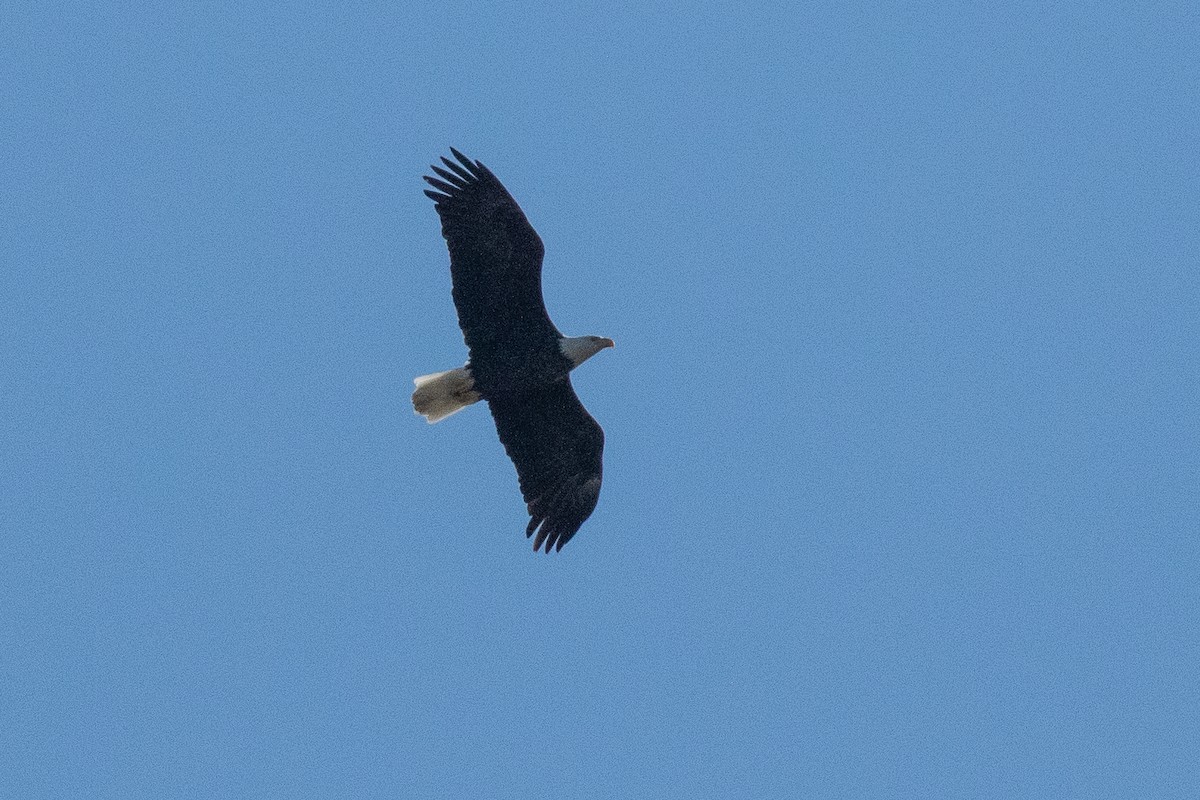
[486,379,605,553]
[423,149,559,372]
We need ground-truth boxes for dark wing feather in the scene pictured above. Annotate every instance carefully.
[486,379,604,552]
[424,150,560,389]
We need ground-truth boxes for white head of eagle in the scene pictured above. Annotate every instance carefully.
[559,335,616,368]
[413,149,615,554]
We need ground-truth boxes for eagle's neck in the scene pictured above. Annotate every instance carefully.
[559,335,614,369]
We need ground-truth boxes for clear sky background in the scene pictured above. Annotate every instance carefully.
[3,3,1197,798]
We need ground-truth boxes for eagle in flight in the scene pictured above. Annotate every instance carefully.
[414,149,614,553]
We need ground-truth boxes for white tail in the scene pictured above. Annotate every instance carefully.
[412,367,481,423]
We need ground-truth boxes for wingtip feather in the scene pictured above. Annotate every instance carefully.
[430,164,467,187]
[441,153,476,182]
[424,176,458,194]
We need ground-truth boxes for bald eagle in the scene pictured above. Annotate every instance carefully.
[414,149,614,553]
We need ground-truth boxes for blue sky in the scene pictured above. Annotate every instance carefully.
[3,2,1197,797]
